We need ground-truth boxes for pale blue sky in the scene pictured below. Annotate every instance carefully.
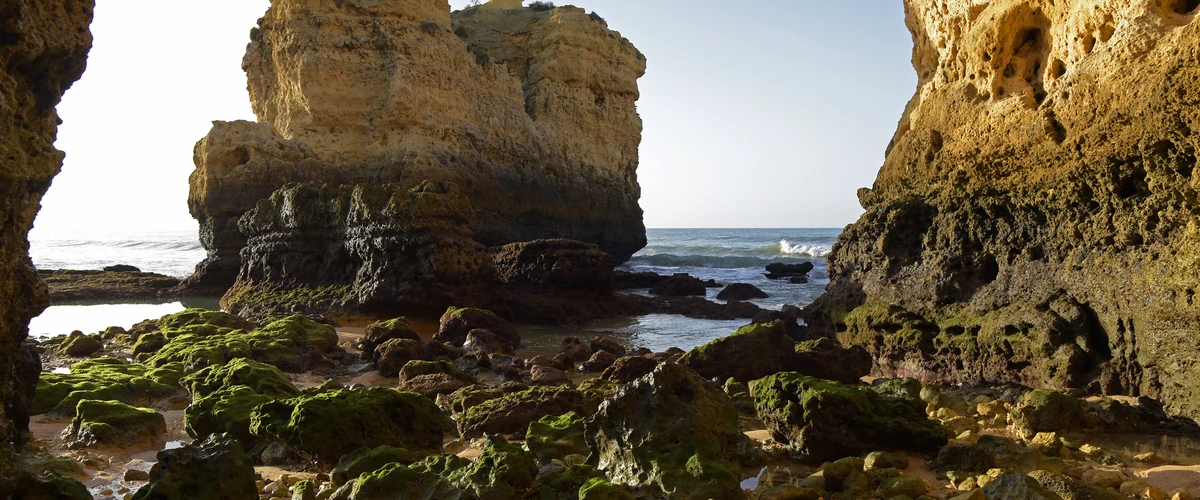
[35,0,913,236]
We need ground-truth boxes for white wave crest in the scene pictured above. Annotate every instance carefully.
[778,240,830,257]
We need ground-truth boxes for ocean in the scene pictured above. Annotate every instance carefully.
[27,228,839,351]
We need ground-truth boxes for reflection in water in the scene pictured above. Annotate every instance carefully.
[28,298,222,339]
[516,314,749,358]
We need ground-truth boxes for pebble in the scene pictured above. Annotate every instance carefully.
[124,469,150,482]
[1078,443,1102,456]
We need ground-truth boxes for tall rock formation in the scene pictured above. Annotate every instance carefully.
[0,0,94,445]
[182,0,647,297]
[807,0,1200,418]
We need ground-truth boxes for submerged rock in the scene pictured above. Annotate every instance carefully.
[751,372,945,462]
[132,433,258,500]
[716,283,769,301]
[66,400,166,449]
[249,387,451,464]
[648,274,712,297]
[585,363,746,499]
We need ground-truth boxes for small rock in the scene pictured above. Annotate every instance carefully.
[1134,451,1171,465]
[1081,468,1125,489]
[588,337,626,357]
[581,350,618,372]
[864,450,909,470]
[530,365,570,386]
[716,283,768,301]
[124,469,150,482]
[59,331,103,357]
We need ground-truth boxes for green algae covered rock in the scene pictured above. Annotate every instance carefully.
[533,464,609,500]
[132,433,258,500]
[585,362,746,500]
[67,399,166,449]
[447,436,538,500]
[181,357,299,399]
[32,357,183,416]
[362,317,421,361]
[448,385,505,415]
[143,314,338,372]
[751,372,946,462]
[185,385,275,443]
[526,412,589,465]
[678,322,797,383]
[331,446,414,487]
[579,477,635,500]
[158,308,253,331]
[250,387,451,465]
[58,331,102,357]
[459,385,602,439]
[0,447,90,500]
[878,476,930,498]
[329,462,461,500]
[1011,389,1088,439]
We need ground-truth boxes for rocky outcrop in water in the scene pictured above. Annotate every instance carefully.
[0,0,94,449]
[182,0,647,296]
[805,0,1200,418]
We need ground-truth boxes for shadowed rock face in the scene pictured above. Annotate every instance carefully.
[183,0,647,295]
[805,0,1200,418]
[0,0,94,446]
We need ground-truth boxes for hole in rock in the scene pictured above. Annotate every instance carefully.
[1114,165,1148,200]
[233,146,250,166]
[1170,0,1200,15]
[977,254,999,285]
[1051,59,1066,78]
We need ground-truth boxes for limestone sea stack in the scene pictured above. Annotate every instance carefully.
[805,0,1200,418]
[0,0,94,447]
[180,0,648,297]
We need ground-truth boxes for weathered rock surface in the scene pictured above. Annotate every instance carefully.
[66,399,166,449]
[585,363,747,499]
[131,433,258,500]
[679,322,870,384]
[0,0,94,448]
[221,181,506,319]
[183,0,648,297]
[803,0,1200,418]
[38,269,180,304]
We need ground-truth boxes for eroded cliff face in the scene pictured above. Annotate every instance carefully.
[0,0,93,445]
[806,0,1200,418]
[184,0,647,298]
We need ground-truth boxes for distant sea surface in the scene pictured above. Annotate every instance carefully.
[27,228,841,351]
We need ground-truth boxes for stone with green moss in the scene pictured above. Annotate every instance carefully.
[131,331,167,355]
[1011,389,1088,438]
[222,283,353,322]
[67,399,166,449]
[435,306,520,350]
[0,447,90,500]
[678,322,797,382]
[878,476,930,498]
[585,362,746,499]
[291,479,316,500]
[446,436,538,499]
[131,433,258,500]
[181,357,299,399]
[577,377,619,396]
[331,446,414,487]
[527,411,588,465]
[58,331,102,357]
[750,372,946,462]
[185,385,275,443]
[459,386,601,438]
[533,464,607,499]
[447,385,504,415]
[249,387,451,465]
[32,357,182,416]
[143,314,338,372]
[578,477,635,500]
[329,461,461,500]
[362,317,420,360]
[158,308,253,331]
[410,453,472,477]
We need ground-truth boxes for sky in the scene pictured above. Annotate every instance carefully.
[34,0,914,237]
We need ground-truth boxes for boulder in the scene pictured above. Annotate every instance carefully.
[180,357,299,400]
[647,274,711,297]
[376,339,424,378]
[531,365,571,386]
[600,356,659,384]
[435,306,520,351]
[982,472,1063,500]
[560,337,593,362]
[490,239,616,292]
[527,412,589,465]
[679,322,796,382]
[184,385,275,443]
[58,331,103,357]
[131,433,258,500]
[142,314,339,372]
[330,446,414,487]
[459,386,602,438]
[32,357,182,416]
[446,436,538,500]
[764,262,814,281]
[614,271,670,289]
[717,283,769,301]
[398,374,471,399]
[462,329,513,355]
[1011,389,1088,438]
[329,461,461,500]
[581,350,619,373]
[361,317,420,361]
[66,400,166,449]
[791,338,873,384]
[249,387,451,464]
[585,363,746,499]
[930,443,996,474]
[751,373,946,462]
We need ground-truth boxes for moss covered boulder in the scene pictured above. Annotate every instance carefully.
[184,386,275,443]
[0,448,90,500]
[446,436,538,500]
[131,433,258,500]
[679,322,870,384]
[58,331,102,357]
[32,357,182,416]
[578,477,635,500]
[362,317,421,361]
[1011,389,1088,439]
[376,339,424,377]
[678,322,797,383]
[249,387,451,464]
[527,412,589,465]
[181,357,299,399]
[329,461,461,500]
[143,314,338,372]
[448,385,505,415]
[67,399,166,449]
[330,446,414,487]
[585,363,747,499]
[751,373,946,462]
[459,386,602,438]
[435,306,520,350]
[158,308,253,331]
